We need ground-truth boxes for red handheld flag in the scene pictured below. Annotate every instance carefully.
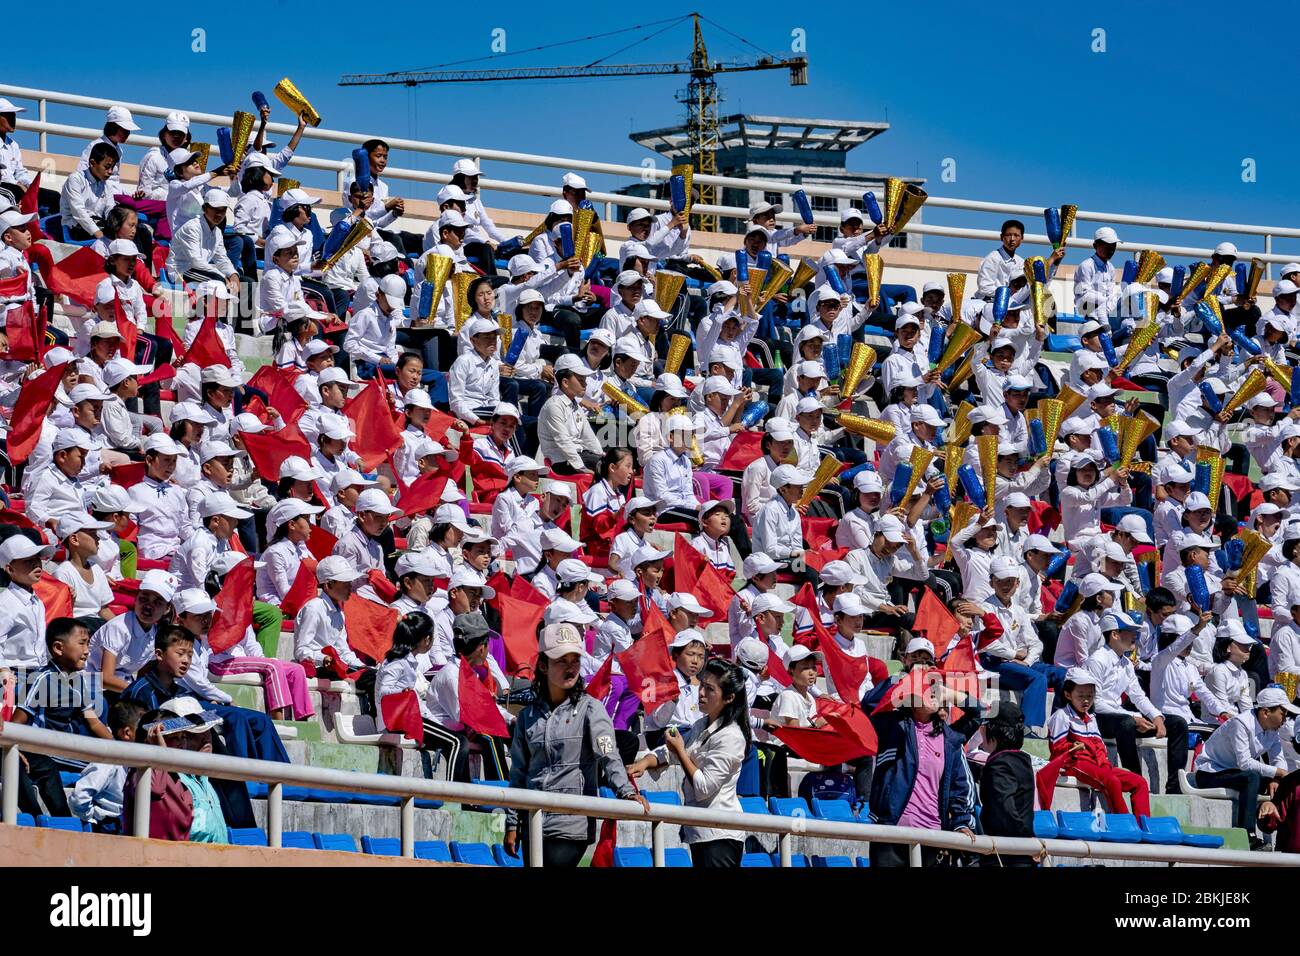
[305,525,337,562]
[208,556,255,654]
[585,653,614,702]
[110,462,147,488]
[509,575,549,608]
[19,172,42,240]
[45,246,103,309]
[791,582,834,649]
[8,361,67,464]
[247,364,307,423]
[344,378,404,471]
[495,591,544,679]
[239,419,311,481]
[816,622,869,705]
[33,576,74,625]
[280,559,318,618]
[423,408,460,444]
[914,589,960,651]
[771,698,878,765]
[113,295,138,363]
[672,534,737,620]
[458,657,509,738]
[343,594,399,662]
[397,473,450,519]
[617,632,679,708]
[639,597,673,647]
[717,431,764,472]
[380,689,425,742]
[180,316,231,368]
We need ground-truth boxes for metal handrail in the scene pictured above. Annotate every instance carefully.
[4,82,1297,268]
[1,723,1289,867]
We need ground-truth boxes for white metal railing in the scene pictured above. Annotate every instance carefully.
[1,723,1290,867]
[3,82,1296,270]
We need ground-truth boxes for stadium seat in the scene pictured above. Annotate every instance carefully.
[313,833,358,852]
[1100,814,1143,843]
[415,840,452,862]
[856,856,871,867]
[306,788,354,804]
[362,836,401,856]
[772,852,809,867]
[739,796,770,814]
[1032,810,1060,840]
[246,782,269,799]
[812,855,854,867]
[450,841,496,865]
[642,790,682,806]
[493,844,523,867]
[228,827,269,846]
[769,797,811,817]
[281,831,316,849]
[1181,832,1226,849]
[613,847,653,867]
[664,847,692,867]
[740,852,774,867]
[15,813,35,827]
[1056,811,1103,840]
[1137,816,1184,846]
[811,798,856,822]
[1045,334,1082,353]
[36,816,85,832]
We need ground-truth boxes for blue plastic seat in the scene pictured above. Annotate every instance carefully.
[281,830,316,849]
[1056,811,1103,840]
[59,770,80,788]
[856,856,871,867]
[415,840,452,862]
[1182,832,1225,849]
[642,790,682,806]
[1045,334,1082,353]
[1033,810,1060,840]
[811,798,856,822]
[450,841,496,866]
[355,793,403,807]
[613,847,653,867]
[281,785,312,801]
[245,782,268,799]
[664,847,692,867]
[307,788,354,804]
[413,798,444,810]
[772,852,809,867]
[1137,816,1184,846]
[739,796,770,814]
[36,815,84,832]
[313,833,358,852]
[228,827,268,846]
[1100,814,1143,844]
[740,852,774,867]
[493,844,524,867]
[769,796,812,818]
[812,855,854,867]
[362,836,401,856]
[597,786,616,799]
[16,813,35,827]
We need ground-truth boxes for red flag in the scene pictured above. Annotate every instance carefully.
[180,316,231,367]
[45,246,103,309]
[366,567,399,604]
[136,364,175,387]
[814,614,868,705]
[113,295,138,363]
[791,582,835,650]
[464,433,508,500]
[343,594,400,662]
[801,516,836,551]
[380,689,425,742]
[617,632,679,708]
[509,575,549,608]
[19,172,42,240]
[110,462,146,488]
[718,431,763,472]
[2,299,44,363]
[397,473,450,519]
[207,555,256,653]
[871,666,935,716]
[771,697,878,764]
[458,657,509,738]
[765,643,793,688]
[153,303,185,356]
[247,365,306,423]
[306,525,337,562]
[423,408,460,444]
[944,633,979,671]
[280,559,318,618]
[914,588,959,651]
[585,653,614,702]
[496,591,544,680]
[344,378,403,471]
[640,597,672,647]
[0,508,37,531]
[33,576,73,624]
[672,534,737,620]
[239,419,311,481]
[8,362,67,464]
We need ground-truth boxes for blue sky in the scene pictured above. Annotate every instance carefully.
[11,1,1297,260]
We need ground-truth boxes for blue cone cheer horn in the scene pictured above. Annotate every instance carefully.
[557,222,575,259]
[251,91,269,112]
[863,192,882,225]
[217,128,235,167]
[1198,381,1223,415]
[792,190,814,225]
[1098,426,1120,462]
[735,250,750,284]
[740,399,770,428]
[992,286,1010,323]
[822,264,847,296]
[1185,564,1211,612]
[1053,580,1079,614]
[1029,418,1047,457]
[890,464,913,508]
[1194,300,1223,337]
[1121,259,1138,285]
[1230,329,1261,357]
[352,147,372,193]
[1169,265,1186,303]
[957,463,986,509]
[669,175,687,214]
[504,325,530,366]
[1100,333,1118,367]
[1045,548,1070,579]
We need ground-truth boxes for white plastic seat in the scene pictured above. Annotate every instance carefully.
[1178,768,1233,800]
[334,713,418,749]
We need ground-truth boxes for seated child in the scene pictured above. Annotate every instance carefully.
[69,698,148,833]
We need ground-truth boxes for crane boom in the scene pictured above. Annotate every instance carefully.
[339,58,805,87]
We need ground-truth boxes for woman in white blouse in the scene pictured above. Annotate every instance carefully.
[628,658,750,867]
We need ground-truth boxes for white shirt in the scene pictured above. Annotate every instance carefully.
[643,448,698,513]
[53,562,113,618]
[0,583,48,670]
[977,246,1023,298]
[1084,644,1160,721]
[1074,254,1120,321]
[257,538,310,603]
[168,527,228,593]
[0,134,32,188]
[87,612,156,685]
[448,351,501,423]
[752,495,803,561]
[537,394,602,471]
[27,468,89,530]
[59,168,119,235]
[136,146,172,201]
[169,215,235,279]
[344,303,400,367]
[294,594,362,669]
[130,476,190,560]
[1195,709,1286,778]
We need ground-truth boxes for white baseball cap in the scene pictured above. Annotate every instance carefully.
[1115,514,1152,543]
[105,106,140,131]
[539,622,585,659]
[666,592,714,618]
[1256,686,1300,715]
[55,513,113,541]
[904,637,936,657]
[1093,227,1120,244]
[832,592,870,616]
[505,455,548,478]
[316,555,364,584]
[1078,572,1124,597]
[770,464,809,489]
[198,492,252,521]
[742,553,780,577]
[540,527,581,553]
[751,593,795,616]
[853,469,884,494]
[1213,241,1238,258]
[356,488,401,516]
[143,433,185,456]
[819,560,867,587]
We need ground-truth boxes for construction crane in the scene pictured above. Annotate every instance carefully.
[339,13,808,230]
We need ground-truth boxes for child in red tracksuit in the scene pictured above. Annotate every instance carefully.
[1036,668,1150,816]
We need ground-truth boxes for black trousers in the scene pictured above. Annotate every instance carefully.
[1195,767,1268,834]
[691,838,743,867]
[1095,711,1188,794]
[862,610,915,633]
[545,306,584,353]
[17,751,72,817]
[553,453,603,476]
[520,834,590,868]
[870,840,942,868]
[658,505,752,559]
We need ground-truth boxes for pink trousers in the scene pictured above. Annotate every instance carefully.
[693,471,734,503]
[209,657,315,720]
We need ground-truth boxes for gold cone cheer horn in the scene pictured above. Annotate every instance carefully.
[950,400,976,447]
[671,163,694,217]
[753,260,794,313]
[1117,411,1161,468]
[948,352,978,392]
[1055,384,1087,420]
[664,333,691,377]
[1022,256,1047,288]
[451,272,475,333]
[422,254,455,317]
[275,77,322,127]
[1058,204,1077,249]
[1221,367,1268,417]
[1037,398,1066,452]
[230,110,255,170]
[946,272,966,313]
[863,253,884,307]
[931,322,982,377]
[888,180,927,234]
[838,413,896,444]
[1030,282,1047,331]
[192,142,211,173]
[573,207,598,267]
[943,441,963,500]
[1115,321,1159,374]
[1227,529,1272,599]
[746,268,768,305]
[902,446,936,503]
[1173,262,1211,305]
[322,217,374,272]
[839,343,876,402]
[498,311,513,357]
[697,259,723,283]
[1263,357,1293,392]
[790,258,818,291]
[1204,263,1233,299]
[655,271,686,314]
[798,455,843,510]
[975,433,999,505]
[1197,445,1226,508]
[669,406,705,467]
[602,382,649,417]
[883,178,906,232]
[1135,250,1166,285]
[1244,258,1265,301]
[582,231,604,269]
[277,177,301,197]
